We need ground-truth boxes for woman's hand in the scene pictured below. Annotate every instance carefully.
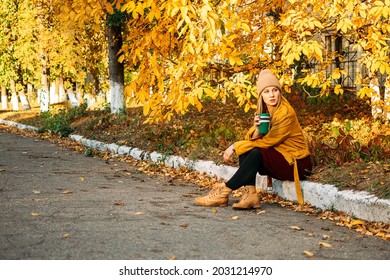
[253,114,261,126]
[252,115,262,138]
[223,146,234,162]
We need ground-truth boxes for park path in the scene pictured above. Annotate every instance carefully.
[0,126,389,260]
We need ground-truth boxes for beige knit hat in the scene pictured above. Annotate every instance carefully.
[256,69,282,94]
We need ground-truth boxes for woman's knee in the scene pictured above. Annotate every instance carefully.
[249,147,262,158]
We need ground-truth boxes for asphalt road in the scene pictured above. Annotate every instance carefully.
[0,126,389,260]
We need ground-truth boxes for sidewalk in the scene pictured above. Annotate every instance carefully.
[1,118,389,224]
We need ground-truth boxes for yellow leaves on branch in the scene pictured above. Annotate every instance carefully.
[282,40,323,66]
[6,0,390,123]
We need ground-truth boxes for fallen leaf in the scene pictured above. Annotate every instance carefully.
[168,256,177,260]
[0,168,5,172]
[180,224,189,228]
[31,212,40,216]
[32,190,41,194]
[62,190,73,194]
[350,219,365,226]
[135,211,144,215]
[63,233,71,238]
[212,209,218,213]
[322,234,331,239]
[80,177,85,182]
[231,216,239,220]
[289,226,304,231]
[319,242,332,248]
[303,250,314,257]
[114,201,125,206]
[256,210,266,214]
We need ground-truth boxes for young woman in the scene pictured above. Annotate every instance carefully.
[195,69,312,209]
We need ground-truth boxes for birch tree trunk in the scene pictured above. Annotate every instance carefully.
[108,23,124,114]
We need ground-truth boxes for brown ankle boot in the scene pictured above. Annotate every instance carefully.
[232,186,261,209]
[194,183,232,207]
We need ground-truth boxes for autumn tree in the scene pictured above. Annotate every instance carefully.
[1,0,389,121]
[116,0,389,122]
[0,0,40,110]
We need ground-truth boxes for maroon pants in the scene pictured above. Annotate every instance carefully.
[226,147,312,190]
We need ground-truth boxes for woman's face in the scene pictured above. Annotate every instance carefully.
[261,86,280,107]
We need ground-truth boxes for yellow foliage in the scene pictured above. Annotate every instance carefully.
[2,0,390,122]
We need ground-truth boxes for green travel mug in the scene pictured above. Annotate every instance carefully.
[258,113,270,134]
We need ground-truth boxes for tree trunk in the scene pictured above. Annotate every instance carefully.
[108,23,125,114]
[385,78,390,121]
[10,80,19,111]
[19,90,31,110]
[370,76,382,120]
[1,85,8,110]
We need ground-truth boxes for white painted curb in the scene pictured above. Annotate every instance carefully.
[69,133,389,223]
[1,118,389,223]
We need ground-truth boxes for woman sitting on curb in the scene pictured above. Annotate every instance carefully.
[195,69,312,209]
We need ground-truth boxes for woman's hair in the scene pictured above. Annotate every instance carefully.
[255,90,282,116]
[255,69,282,116]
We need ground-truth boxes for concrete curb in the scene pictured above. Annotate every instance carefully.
[1,118,389,223]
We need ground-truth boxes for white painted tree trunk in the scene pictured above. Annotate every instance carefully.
[19,90,31,110]
[27,84,37,108]
[58,78,65,103]
[108,24,125,114]
[110,81,124,114]
[1,85,8,110]
[76,83,83,104]
[10,80,19,111]
[40,88,49,112]
[66,89,79,108]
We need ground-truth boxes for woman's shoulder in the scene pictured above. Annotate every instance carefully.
[276,97,296,117]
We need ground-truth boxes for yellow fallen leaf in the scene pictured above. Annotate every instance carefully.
[289,226,303,231]
[0,168,5,172]
[168,256,177,260]
[212,209,218,213]
[319,242,332,248]
[231,216,239,220]
[135,211,144,215]
[303,250,314,257]
[80,177,85,182]
[63,233,71,238]
[62,190,73,194]
[350,219,365,226]
[31,212,40,216]
[114,201,125,206]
